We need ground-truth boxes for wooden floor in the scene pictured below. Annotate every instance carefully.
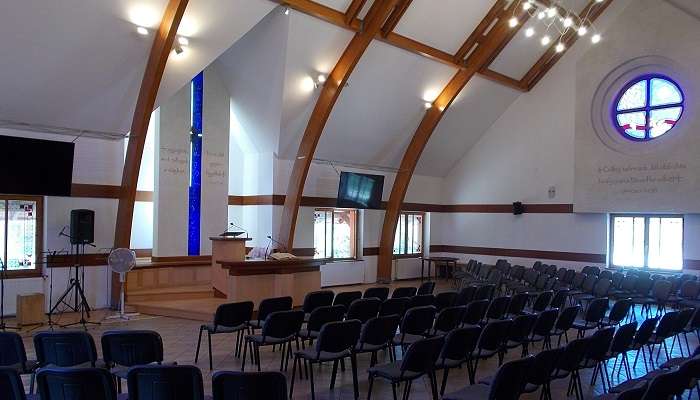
[7,280,700,399]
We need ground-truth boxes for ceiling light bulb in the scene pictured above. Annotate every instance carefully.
[424,102,432,109]
[547,7,557,18]
[178,37,189,46]
[317,74,326,83]
[509,17,519,28]
[537,11,546,20]
[541,35,551,46]
[591,33,601,43]
[136,26,148,35]
[578,26,588,36]
[525,27,535,37]
[563,17,573,27]
[555,42,565,52]
[522,2,532,10]
[300,76,315,93]
[595,0,604,2]
[284,7,290,15]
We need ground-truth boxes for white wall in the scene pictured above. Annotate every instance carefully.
[0,128,122,314]
[437,0,700,272]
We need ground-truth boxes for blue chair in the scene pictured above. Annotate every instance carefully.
[101,330,168,392]
[212,371,286,400]
[36,367,116,400]
[126,365,210,400]
[33,330,103,368]
[0,367,30,400]
[0,332,38,393]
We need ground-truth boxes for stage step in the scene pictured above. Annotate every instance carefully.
[127,298,227,322]
[127,284,214,302]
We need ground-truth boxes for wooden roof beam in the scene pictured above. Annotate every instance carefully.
[345,0,367,25]
[521,0,614,89]
[381,0,413,37]
[376,1,529,282]
[113,0,189,305]
[275,0,527,92]
[277,0,400,251]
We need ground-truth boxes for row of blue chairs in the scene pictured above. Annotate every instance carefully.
[0,365,288,400]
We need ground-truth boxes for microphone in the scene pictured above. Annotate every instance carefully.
[221,222,249,239]
[267,235,288,252]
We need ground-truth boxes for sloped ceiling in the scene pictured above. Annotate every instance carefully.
[0,0,273,134]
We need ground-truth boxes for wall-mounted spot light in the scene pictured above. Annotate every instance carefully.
[508,17,519,28]
[317,74,326,84]
[591,33,601,44]
[178,36,189,46]
[423,102,432,109]
[578,26,588,36]
[136,26,149,35]
[284,7,290,15]
[525,27,535,37]
[555,42,565,52]
[300,76,316,93]
[173,45,185,57]
[540,35,551,46]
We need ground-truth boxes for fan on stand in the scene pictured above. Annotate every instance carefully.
[106,248,139,321]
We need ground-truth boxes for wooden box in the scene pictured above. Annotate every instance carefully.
[16,293,44,327]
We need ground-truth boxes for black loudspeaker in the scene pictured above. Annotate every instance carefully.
[70,209,95,244]
[512,202,525,215]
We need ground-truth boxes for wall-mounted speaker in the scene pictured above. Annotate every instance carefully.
[512,202,525,215]
[70,209,95,244]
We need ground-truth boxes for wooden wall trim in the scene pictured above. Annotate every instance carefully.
[430,245,606,263]
[112,0,189,307]
[277,0,401,252]
[228,194,573,213]
[377,1,528,282]
[70,184,122,199]
[44,253,109,268]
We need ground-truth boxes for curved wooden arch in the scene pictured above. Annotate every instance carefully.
[377,0,527,281]
[113,0,189,304]
[277,0,401,250]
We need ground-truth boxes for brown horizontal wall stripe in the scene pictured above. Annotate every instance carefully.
[363,247,380,256]
[44,253,108,268]
[227,195,573,214]
[430,245,605,263]
[291,248,316,257]
[684,259,700,270]
[150,255,212,263]
[70,184,122,199]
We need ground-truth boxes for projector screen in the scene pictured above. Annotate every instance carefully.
[0,135,74,196]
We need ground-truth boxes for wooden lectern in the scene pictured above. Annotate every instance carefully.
[210,237,251,297]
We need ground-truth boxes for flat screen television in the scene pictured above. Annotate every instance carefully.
[0,135,74,196]
[336,171,384,209]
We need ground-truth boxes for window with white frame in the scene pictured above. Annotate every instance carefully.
[313,208,357,260]
[393,212,423,256]
[610,214,683,270]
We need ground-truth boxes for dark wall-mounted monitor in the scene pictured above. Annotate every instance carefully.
[0,135,74,196]
[336,171,384,210]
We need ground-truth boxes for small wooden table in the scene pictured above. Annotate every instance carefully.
[421,256,459,281]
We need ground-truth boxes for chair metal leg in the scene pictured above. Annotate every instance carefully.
[391,382,398,400]
[330,359,339,389]
[367,374,375,400]
[430,371,439,400]
[402,380,411,400]
[350,353,360,400]
[289,355,299,399]
[255,344,262,372]
[195,326,204,363]
[207,331,213,370]
[29,372,35,394]
[241,339,248,371]
[440,368,449,395]
[306,358,315,400]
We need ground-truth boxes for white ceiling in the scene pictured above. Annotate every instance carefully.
[0,0,273,134]
[1,0,627,178]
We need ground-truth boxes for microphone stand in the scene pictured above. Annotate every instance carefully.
[265,235,290,260]
[0,258,19,331]
[221,222,249,239]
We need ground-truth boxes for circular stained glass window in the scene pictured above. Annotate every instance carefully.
[613,74,684,141]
